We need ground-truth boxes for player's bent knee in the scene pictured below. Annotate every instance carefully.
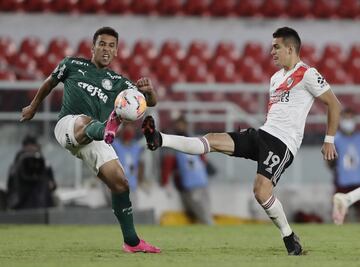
[74,116,93,144]
[204,133,234,154]
[111,178,129,193]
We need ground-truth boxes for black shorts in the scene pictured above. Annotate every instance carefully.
[228,128,294,186]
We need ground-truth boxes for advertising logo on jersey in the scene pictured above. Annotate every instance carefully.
[314,71,328,88]
[77,82,109,103]
[102,79,113,90]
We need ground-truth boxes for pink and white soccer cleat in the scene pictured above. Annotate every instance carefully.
[104,110,122,144]
[332,193,350,225]
[122,239,161,253]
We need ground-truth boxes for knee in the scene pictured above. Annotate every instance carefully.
[109,176,129,193]
[74,116,92,144]
[253,178,273,204]
[253,185,263,204]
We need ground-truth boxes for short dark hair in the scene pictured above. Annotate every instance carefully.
[273,27,301,54]
[22,135,38,147]
[93,26,118,45]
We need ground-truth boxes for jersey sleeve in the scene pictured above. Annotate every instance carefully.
[123,77,139,90]
[304,67,330,97]
[51,57,70,82]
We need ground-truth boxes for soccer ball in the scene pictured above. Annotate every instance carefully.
[114,89,147,121]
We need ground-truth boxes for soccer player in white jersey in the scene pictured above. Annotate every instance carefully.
[142,27,342,255]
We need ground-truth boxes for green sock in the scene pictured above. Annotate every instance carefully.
[112,191,140,246]
[84,120,106,140]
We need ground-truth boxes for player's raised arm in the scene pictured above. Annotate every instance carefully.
[136,77,157,107]
[20,76,59,122]
[317,89,342,160]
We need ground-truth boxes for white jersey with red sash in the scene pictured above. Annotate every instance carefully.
[260,61,330,156]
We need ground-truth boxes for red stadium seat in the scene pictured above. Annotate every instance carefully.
[132,39,157,60]
[347,58,360,84]
[337,0,359,18]
[116,39,131,64]
[0,69,16,81]
[260,0,286,17]
[0,0,23,11]
[126,55,152,81]
[213,41,239,62]
[103,0,131,13]
[235,0,263,17]
[154,55,174,77]
[262,56,279,78]
[237,56,265,83]
[183,55,212,82]
[50,0,79,13]
[287,0,312,18]
[312,0,338,18]
[300,43,319,66]
[242,42,264,62]
[12,53,43,80]
[318,58,349,84]
[187,40,211,63]
[348,44,360,59]
[0,36,17,61]
[183,0,210,16]
[48,37,73,58]
[131,0,157,15]
[161,64,185,87]
[23,0,52,12]
[38,53,61,76]
[159,39,185,61]
[320,43,344,63]
[208,0,236,17]
[211,56,238,83]
[19,36,46,61]
[77,0,105,13]
[157,0,183,16]
[76,38,92,58]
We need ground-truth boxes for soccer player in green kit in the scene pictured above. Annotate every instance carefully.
[20,26,160,253]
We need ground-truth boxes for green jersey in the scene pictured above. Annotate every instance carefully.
[52,57,138,122]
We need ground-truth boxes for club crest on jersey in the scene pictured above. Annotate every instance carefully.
[102,79,113,90]
[286,77,294,88]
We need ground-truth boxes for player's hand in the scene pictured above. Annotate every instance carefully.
[321,142,338,161]
[136,77,154,94]
[20,105,36,122]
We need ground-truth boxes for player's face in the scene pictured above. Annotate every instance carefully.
[271,38,291,68]
[92,34,118,68]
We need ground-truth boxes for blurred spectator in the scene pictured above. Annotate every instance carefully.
[328,108,360,222]
[161,114,215,225]
[6,135,57,210]
[112,122,146,208]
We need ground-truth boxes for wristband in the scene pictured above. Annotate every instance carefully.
[324,135,334,144]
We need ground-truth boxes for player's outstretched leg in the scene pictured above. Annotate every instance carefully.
[283,232,303,256]
[332,193,350,225]
[142,115,162,150]
[104,110,122,144]
[123,239,161,253]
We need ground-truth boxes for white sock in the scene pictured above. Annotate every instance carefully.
[161,133,210,154]
[262,195,292,238]
[347,187,360,206]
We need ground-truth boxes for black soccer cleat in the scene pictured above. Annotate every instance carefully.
[142,115,162,151]
[283,232,303,256]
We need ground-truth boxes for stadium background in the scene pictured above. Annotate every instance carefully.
[0,0,360,224]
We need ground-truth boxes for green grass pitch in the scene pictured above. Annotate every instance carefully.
[0,224,359,267]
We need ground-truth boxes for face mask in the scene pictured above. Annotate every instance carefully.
[340,119,356,134]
